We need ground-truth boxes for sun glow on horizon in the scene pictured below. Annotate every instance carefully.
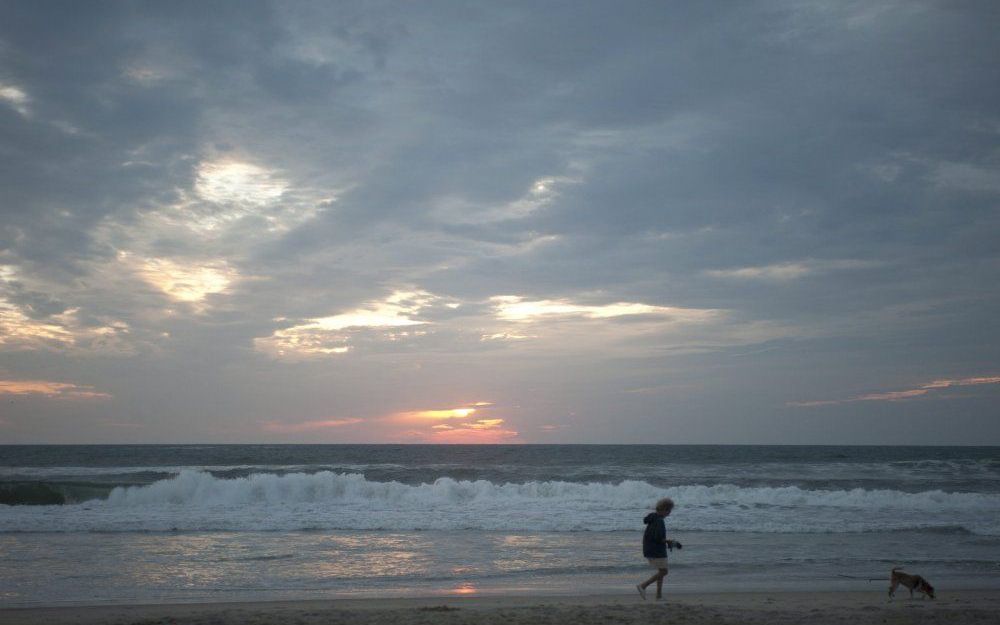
[449,583,478,595]
[411,407,476,420]
[387,402,517,443]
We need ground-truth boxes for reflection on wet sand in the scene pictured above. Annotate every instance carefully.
[448,582,478,595]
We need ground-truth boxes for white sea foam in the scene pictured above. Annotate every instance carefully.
[3,470,999,535]
[100,470,995,509]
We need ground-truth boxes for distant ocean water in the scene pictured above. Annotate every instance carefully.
[2,445,999,605]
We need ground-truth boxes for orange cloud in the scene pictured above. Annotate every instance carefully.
[465,418,505,429]
[0,379,111,400]
[414,408,476,419]
[262,417,363,432]
[391,403,491,422]
[922,376,1000,389]
[789,375,1000,407]
[1,296,134,354]
[387,402,517,443]
[428,419,519,443]
[854,389,930,402]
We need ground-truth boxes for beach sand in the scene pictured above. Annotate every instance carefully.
[2,590,998,625]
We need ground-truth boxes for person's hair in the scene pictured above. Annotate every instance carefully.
[655,497,674,513]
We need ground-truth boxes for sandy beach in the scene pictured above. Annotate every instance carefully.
[2,590,998,625]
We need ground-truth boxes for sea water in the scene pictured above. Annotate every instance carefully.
[1,445,999,605]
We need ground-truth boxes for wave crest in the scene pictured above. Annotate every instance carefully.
[105,470,999,510]
[1,470,996,535]
[106,470,665,506]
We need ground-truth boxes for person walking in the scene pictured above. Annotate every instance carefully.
[637,497,680,601]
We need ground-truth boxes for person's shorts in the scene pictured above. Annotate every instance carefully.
[646,557,668,569]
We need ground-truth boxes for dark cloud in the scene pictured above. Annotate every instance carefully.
[0,1,998,443]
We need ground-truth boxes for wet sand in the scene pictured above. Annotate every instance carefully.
[2,590,998,625]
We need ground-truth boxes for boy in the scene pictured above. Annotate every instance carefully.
[637,497,679,600]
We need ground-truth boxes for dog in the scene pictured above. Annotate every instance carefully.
[889,567,935,600]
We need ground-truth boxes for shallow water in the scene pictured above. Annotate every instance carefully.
[2,445,999,605]
[2,529,999,606]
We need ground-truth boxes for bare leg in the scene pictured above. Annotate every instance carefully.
[655,568,668,599]
[640,572,660,589]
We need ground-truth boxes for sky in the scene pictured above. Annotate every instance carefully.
[0,1,998,445]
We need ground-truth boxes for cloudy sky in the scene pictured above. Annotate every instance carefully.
[1,1,998,444]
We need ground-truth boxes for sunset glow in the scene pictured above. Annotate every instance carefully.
[427,420,519,443]
[262,418,363,433]
[412,408,476,420]
[0,300,74,347]
[0,379,110,400]
[490,296,717,323]
[384,402,518,443]
[5,3,1000,615]
[195,160,287,206]
[448,583,478,595]
[254,290,435,359]
[790,376,1000,407]
[0,298,132,354]
[2,1,998,446]
[133,256,236,305]
[0,82,29,116]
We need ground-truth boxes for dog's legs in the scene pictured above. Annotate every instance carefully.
[888,579,898,600]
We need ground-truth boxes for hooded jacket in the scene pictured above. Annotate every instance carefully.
[642,512,667,558]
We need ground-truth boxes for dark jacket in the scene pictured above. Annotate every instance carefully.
[642,512,667,558]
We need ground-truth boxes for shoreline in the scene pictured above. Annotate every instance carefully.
[2,590,999,625]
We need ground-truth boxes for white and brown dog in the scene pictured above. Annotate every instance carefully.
[889,567,935,600]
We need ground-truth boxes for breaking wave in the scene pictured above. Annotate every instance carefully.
[100,470,994,509]
[2,470,999,535]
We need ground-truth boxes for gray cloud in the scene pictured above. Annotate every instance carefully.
[0,0,998,443]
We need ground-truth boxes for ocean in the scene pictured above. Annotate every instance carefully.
[1,444,999,606]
